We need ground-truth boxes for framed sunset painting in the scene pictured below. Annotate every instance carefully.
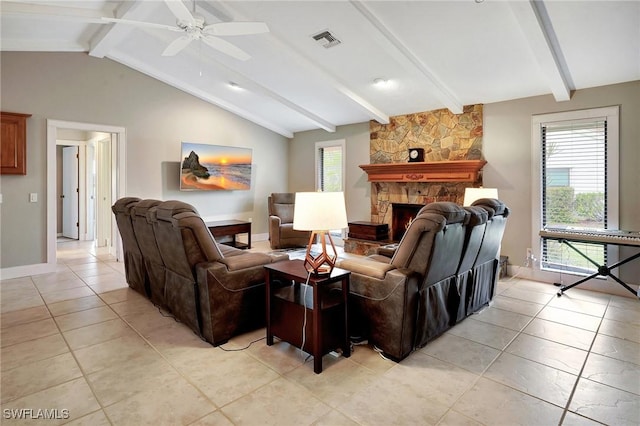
[180,142,252,191]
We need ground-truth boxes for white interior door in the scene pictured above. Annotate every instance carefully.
[62,146,79,239]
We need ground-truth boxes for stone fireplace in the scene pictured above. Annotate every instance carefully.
[365,105,485,234]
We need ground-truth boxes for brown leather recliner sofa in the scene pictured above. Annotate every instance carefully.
[112,197,148,297]
[464,198,510,316]
[131,199,165,307]
[113,198,289,345]
[337,199,509,361]
[268,193,311,249]
[337,202,470,361]
[452,205,489,322]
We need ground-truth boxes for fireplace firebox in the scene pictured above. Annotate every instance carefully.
[391,203,424,241]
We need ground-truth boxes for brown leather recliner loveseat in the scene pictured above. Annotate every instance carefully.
[113,198,289,346]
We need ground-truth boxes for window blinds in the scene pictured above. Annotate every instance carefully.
[317,145,343,192]
[541,118,608,274]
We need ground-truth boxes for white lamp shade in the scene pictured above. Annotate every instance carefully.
[293,192,348,231]
[463,187,498,206]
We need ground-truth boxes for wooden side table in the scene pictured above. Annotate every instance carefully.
[264,259,350,374]
[206,220,251,249]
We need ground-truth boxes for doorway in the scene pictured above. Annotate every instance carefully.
[57,133,109,245]
[46,120,126,268]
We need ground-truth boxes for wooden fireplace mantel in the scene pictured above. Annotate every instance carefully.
[359,160,487,183]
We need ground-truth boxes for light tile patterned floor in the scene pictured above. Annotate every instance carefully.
[1,240,639,425]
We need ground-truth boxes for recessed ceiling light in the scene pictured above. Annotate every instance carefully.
[373,78,391,88]
[228,82,242,90]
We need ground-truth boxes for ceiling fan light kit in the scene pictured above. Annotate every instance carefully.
[103,0,269,60]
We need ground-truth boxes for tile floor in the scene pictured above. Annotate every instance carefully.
[1,240,639,425]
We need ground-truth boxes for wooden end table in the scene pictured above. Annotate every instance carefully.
[264,259,350,374]
[206,220,251,249]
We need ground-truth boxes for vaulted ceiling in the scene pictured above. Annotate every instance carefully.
[2,1,639,137]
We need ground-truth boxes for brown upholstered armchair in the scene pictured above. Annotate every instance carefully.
[337,202,469,361]
[268,193,311,249]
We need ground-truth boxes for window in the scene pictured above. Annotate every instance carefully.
[546,167,570,187]
[315,139,346,241]
[315,140,345,192]
[533,106,619,276]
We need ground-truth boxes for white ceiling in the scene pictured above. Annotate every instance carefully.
[2,0,639,138]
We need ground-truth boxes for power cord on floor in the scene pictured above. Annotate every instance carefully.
[217,336,266,352]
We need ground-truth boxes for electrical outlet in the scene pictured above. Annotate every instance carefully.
[525,248,536,268]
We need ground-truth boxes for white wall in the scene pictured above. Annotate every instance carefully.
[0,52,289,269]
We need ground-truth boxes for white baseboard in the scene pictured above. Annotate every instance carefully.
[1,262,56,280]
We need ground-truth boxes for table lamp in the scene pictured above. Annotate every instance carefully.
[463,187,498,206]
[293,191,348,275]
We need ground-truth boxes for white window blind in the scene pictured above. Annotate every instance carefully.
[541,118,607,274]
[317,145,343,192]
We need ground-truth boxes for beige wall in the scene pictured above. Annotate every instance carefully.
[0,52,289,269]
[288,123,370,224]
[484,80,639,287]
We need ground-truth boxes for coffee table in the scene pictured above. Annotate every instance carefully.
[264,259,350,373]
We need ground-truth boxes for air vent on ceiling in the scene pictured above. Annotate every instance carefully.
[311,30,341,49]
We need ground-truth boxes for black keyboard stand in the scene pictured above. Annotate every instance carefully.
[554,238,640,298]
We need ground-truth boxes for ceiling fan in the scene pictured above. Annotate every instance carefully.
[102,0,269,60]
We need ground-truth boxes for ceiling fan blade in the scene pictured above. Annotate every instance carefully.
[162,35,193,56]
[201,36,251,61]
[164,0,195,25]
[203,22,269,36]
[102,17,182,32]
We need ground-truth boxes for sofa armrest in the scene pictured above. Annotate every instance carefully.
[218,252,275,271]
[337,257,397,280]
[269,216,281,247]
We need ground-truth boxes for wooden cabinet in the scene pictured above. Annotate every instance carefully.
[1,112,31,175]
